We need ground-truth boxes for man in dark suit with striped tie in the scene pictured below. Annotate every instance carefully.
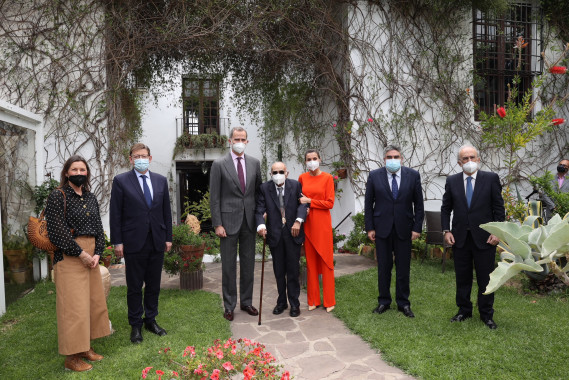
[255,162,308,317]
[441,145,505,329]
[364,145,424,318]
[110,143,173,343]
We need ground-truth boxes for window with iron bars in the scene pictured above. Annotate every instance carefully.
[182,78,220,134]
[472,3,543,120]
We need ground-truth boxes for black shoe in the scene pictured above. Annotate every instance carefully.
[372,304,390,314]
[397,305,415,318]
[450,313,472,322]
[290,307,300,317]
[240,305,259,316]
[483,318,498,330]
[130,326,143,344]
[144,321,167,336]
[273,304,288,315]
[224,310,234,321]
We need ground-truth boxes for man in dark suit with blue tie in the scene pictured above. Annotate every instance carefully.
[255,162,308,317]
[441,145,504,329]
[110,143,172,343]
[365,145,424,318]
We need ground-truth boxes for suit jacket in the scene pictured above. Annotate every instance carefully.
[109,170,173,253]
[254,179,308,248]
[209,152,262,235]
[364,166,424,240]
[441,170,505,249]
[542,175,569,212]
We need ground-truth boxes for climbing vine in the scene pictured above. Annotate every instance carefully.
[1,0,569,224]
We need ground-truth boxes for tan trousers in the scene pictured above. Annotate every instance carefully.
[54,236,111,355]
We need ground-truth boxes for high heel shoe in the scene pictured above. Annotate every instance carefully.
[326,306,335,313]
[308,305,319,311]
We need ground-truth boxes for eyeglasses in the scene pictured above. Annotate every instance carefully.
[132,155,149,159]
[272,170,286,175]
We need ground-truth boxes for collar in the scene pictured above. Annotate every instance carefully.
[463,171,478,180]
[134,168,150,177]
[230,150,244,161]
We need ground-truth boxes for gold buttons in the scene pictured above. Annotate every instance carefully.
[83,205,87,208]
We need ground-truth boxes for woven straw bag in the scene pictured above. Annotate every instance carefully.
[27,189,66,252]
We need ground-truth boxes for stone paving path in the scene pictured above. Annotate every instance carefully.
[110,254,414,380]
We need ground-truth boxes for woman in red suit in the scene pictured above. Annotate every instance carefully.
[299,149,336,312]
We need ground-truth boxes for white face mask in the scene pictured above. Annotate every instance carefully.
[232,142,246,154]
[272,173,285,186]
[462,161,478,175]
[306,160,320,171]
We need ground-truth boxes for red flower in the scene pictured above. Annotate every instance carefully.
[368,118,373,122]
[172,371,179,377]
[332,123,337,128]
[497,107,506,118]
[156,369,164,380]
[281,371,291,380]
[549,66,567,74]
[142,367,153,379]
[552,118,565,125]
[222,361,234,371]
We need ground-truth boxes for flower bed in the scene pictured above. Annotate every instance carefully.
[142,338,290,380]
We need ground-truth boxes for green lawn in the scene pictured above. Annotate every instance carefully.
[0,283,230,379]
[334,259,569,380]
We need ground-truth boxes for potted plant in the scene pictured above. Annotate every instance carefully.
[165,222,205,290]
[2,228,32,284]
[100,246,115,268]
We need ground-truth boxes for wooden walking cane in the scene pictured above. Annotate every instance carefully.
[258,236,267,325]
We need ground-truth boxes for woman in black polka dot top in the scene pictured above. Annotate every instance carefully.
[45,155,111,372]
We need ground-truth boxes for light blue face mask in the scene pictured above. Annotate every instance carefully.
[385,159,401,173]
[134,158,150,172]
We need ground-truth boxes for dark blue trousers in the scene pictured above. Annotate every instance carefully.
[124,231,164,327]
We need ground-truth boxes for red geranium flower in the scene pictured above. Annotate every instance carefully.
[552,118,565,125]
[497,107,506,118]
[549,66,567,74]
[368,118,373,122]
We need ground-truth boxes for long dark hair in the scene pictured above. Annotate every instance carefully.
[59,155,91,191]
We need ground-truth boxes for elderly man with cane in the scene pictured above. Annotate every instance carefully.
[255,161,308,319]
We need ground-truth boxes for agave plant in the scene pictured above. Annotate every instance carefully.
[480,213,569,294]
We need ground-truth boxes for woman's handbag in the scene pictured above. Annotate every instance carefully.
[27,189,66,251]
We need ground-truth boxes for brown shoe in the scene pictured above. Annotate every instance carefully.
[64,355,93,372]
[79,347,104,362]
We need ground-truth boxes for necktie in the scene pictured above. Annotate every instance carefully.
[466,176,473,207]
[278,187,285,226]
[141,175,152,208]
[391,173,398,200]
[237,157,245,193]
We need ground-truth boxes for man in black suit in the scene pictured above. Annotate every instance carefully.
[441,145,505,329]
[364,145,424,318]
[255,162,308,317]
[110,143,172,343]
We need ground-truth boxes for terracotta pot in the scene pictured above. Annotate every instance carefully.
[101,256,112,268]
[180,269,204,290]
[179,243,205,260]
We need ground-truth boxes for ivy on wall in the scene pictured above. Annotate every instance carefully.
[0,0,568,225]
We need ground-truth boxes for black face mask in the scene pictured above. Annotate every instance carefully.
[557,165,568,174]
[68,175,87,186]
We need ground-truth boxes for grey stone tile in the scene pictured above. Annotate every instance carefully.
[296,353,346,379]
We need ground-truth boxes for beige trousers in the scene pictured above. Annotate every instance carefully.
[54,236,111,355]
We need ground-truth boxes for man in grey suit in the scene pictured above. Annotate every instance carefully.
[210,126,262,321]
[542,158,569,218]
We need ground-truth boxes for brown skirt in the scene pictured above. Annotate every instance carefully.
[54,236,111,355]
